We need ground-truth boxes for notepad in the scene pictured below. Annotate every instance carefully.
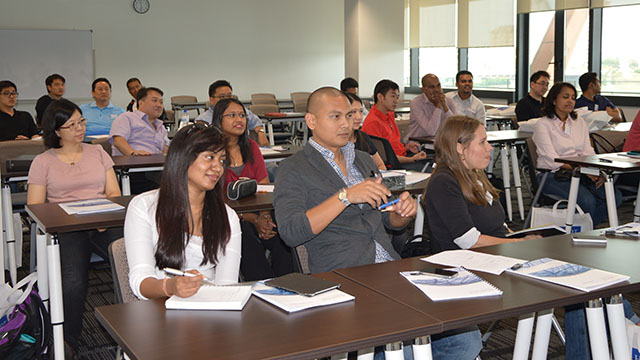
[165,285,253,310]
[400,268,502,301]
[252,282,354,313]
[58,199,124,215]
[507,258,629,292]
[264,273,340,297]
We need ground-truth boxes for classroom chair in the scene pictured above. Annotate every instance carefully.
[291,245,310,274]
[248,104,279,116]
[251,93,278,106]
[368,135,402,170]
[290,92,310,113]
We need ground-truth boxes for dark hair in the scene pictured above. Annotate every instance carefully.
[343,92,373,154]
[155,125,230,269]
[343,91,363,105]
[340,77,359,91]
[135,86,164,105]
[373,79,399,104]
[578,72,598,92]
[530,70,550,84]
[41,99,82,149]
[45,74,65,87]
[542,82,577,120]
[208,80,232,98]
[212,98,253,168]
[0,80,17,93]
[126,77,141,88]
[91,77,111,91]
[456,70,473,83]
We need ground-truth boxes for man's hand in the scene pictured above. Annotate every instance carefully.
[14,135,29,140]
[387,191,418,218]
[346,177,391,209]
[256,131,270,147]
[437,92,449,112]
[406,141,421,154]
[131,149,152,156]
[256,211,277,239]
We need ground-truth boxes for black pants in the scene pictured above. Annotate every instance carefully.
[57,227,123,351]
[239,220,293,281]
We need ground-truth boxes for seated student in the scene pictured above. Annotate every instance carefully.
[361,79,427,170]
[446,70,485,124]
[0,80,39,141]
[344,92,386,170]
[35,73,66,125]
[80,77,125,136]
[125,77,169,120]
[575,72,622,122]
[124,124,241,300]
[196,80,269,146]
[405,73,457,142]
[515,70,550,121]
[275,87,479,359]
[341,77,369,118]
[533,82,622,227]
[27,99,122,353]
[423,115,540,253]
[212,98,293,281]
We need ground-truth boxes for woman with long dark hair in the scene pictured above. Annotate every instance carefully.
[212,98,292,281]
[125,124,241,299]
[343,92,386,170]
[27,99,122,352]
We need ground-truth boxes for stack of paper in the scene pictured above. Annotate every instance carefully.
[252,282,354,313]
[58,199,124,215]
[401,268,502,301]
[406,171,430,185]
[165,285,253,310]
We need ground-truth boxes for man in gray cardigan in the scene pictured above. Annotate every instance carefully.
[274,87,417,273]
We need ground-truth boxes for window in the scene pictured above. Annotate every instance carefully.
[418,47,458,88]
[404,49,411,87]
[601,4,640,94]
[563,9,589,88]
[529,11,556,83]
[467,47,516,89]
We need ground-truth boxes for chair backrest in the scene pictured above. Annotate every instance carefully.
[396,119,410,141]
[290,92,310,103]
[619,107,627,122]
[90,137,112,156]
[0,139,46,172]
[590,130,626,154]
[525,137,540,193]
[368,135,402,169]
[249,104,280,116]
[170,95,198,105]
[291,245,310,274]
[293,101,308,113]
[251,93,277,106]
[108,238,139,304]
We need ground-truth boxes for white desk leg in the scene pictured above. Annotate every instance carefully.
[330,353,348,360]
[0,183,4,284]
[384,341,404,360]
[531,309,553,360]
[500,144,513,221]
[513,313,535,360]
[412,336,433,360]
[509,144,525,220]
[356,347,374,360]
[585,299,610,360]
[414,194,424,237]
[48,236,65,360]
[565,169,581,233]
[606,294,631,360]
[121,171,131,196]
[602,173,619,227]
[37,232,49,310]
[2,184,17,285]
[268,121,275,146]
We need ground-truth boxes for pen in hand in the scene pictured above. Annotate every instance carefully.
[164,267,215,286]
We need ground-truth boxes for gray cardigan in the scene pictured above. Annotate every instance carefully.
[274,143,402,273]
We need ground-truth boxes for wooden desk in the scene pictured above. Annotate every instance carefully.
[112,154,166,196]
[96,272,442,360]
[395,106,411,114]
[258,112,307,145]
[260,145,302,162]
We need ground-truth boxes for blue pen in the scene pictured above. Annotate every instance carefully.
[379,198,400,211]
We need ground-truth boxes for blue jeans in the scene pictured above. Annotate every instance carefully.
[538,173,622,226]
[374,327,482,360]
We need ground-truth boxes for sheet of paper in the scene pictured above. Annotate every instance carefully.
[256,184,274,193]
[260,148,283,155]
[423,249,525,275]
[405,171,430,185]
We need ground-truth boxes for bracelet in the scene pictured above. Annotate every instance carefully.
[162,277,171,297]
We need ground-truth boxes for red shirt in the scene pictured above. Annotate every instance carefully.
[361,104,406,156]
[623,110,640,152]
[224,139,269,186]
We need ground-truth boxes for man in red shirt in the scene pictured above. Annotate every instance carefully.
[361,79,426,170]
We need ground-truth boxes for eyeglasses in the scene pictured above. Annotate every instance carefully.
[1,91,18,97]
[213,94,234,99]
[59,118,87,130]
[535,81,550,87]
[222,112,246,119]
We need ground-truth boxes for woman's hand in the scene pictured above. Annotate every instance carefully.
[167,270,203,298]
[256,211,277,239]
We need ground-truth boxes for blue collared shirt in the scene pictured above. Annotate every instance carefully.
[575,95,616,111]
[195,107,262,130]
[80,101,125,136]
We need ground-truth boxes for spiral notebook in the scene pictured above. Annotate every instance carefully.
[252,282,354,313]
[400,268,502,301]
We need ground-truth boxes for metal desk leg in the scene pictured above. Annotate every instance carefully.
[500,144,513,221]
[36,232,49,310]
[585,299,609,360]
[330,353,347,360]
[531,309,553,360]
[268,121,275,146]
[412,336,433,360]
[2,183,17,284]
[509,144,525,220]
[565,168,581,233]
[121,170,131,196]
[384,341,404,360]
[48,235,65,360]
[606,294,631,360]
[513,313,535,360]
[602,172,619,227]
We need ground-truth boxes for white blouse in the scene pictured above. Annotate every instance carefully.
[532,114,595,172]
[124,190,241,300]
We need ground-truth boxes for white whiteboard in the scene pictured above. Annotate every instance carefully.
[0,29,94,100]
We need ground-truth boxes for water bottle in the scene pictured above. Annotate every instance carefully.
[179,110,189,129]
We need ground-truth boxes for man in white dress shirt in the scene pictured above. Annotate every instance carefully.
[446,70,485,124]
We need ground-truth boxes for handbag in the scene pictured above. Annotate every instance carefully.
[227,178,258,200]
[530,200,594,233]
[625,318,640,359]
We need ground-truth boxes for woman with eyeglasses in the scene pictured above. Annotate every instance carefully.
[212,98,293,281]
[124,123,241,300]
[27,99,122,353]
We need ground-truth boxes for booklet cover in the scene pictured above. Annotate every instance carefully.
[58,199,124,215]
[400,268,502,302]
[506,225,566,238]
[507,258,629,292]
[252,282,354,313]
[165,285,253,311]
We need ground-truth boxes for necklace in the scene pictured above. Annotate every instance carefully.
[59,147,81,165]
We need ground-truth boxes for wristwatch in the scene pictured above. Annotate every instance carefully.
[338,188,350,207]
